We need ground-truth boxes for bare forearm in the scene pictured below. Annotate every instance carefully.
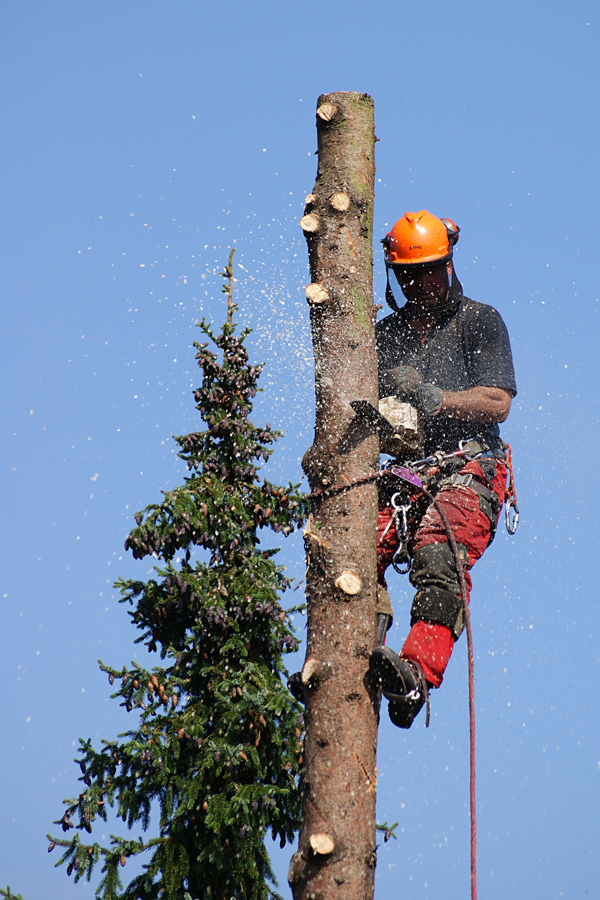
[439,386,512,423]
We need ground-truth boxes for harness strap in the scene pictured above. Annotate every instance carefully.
[437,471,502,542]
[307,442,519,540]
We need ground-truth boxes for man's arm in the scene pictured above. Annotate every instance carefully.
[440,386,512,423]
[381,366,513,423]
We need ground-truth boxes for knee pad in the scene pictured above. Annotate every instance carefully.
[409,542,469,640]
[410,541,469,594]
[410,587,464,639]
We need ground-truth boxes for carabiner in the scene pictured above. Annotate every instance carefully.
[380,514,396,543]
[389,493,412,574]
[390,494,410,537]
[505,500,519,535]
[392,543,412,575]
[380,492,409,543]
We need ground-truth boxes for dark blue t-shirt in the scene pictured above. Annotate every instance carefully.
[376,296,517,454]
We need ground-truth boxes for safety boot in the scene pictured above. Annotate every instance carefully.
[376,613,392,647]
[369,646,430,728]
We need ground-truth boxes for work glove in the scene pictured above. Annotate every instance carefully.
[379,366,443,417]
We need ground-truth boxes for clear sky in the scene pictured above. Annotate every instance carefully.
[2,2,598,898]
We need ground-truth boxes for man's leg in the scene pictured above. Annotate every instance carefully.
[372,459,507,727]
[402,459,508,686]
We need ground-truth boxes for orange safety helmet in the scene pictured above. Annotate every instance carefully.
[383,210,460,269]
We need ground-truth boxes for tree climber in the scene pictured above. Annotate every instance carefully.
[369,210,517,729]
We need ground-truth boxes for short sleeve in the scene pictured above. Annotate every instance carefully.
[462,304,517,397]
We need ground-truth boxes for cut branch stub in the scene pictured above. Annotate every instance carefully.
[330,192,351,212]
[299,213,320,233]
[309,833,335,856]
[334,570,362,596]
[316,102,337,122]
[305,284,330,306]
[301,656,333,687]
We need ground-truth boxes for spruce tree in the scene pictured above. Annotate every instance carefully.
[48,251,307,900]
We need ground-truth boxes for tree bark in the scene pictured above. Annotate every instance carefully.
[289,92,379,900]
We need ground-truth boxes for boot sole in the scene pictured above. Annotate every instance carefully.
[388,696,423,729]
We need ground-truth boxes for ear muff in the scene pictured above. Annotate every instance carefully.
[440,218,460,248]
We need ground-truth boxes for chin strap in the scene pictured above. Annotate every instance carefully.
[385,265,402,312]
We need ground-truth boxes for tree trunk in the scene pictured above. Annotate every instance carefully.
[289,92,379,900]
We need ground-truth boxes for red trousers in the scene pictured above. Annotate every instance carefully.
[377,458,507,687]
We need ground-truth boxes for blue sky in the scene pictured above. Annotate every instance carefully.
[2,2,598,898]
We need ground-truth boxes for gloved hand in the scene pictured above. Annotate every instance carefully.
[379,366,443,417]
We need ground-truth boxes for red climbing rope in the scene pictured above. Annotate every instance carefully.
[419,484,477,900]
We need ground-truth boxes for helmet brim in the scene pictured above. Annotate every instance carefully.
[386,252,453,271]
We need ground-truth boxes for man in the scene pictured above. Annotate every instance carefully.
[369,210,517,729]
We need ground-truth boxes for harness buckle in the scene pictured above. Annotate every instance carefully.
[450,472,474,488]
[458,438,483,459]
